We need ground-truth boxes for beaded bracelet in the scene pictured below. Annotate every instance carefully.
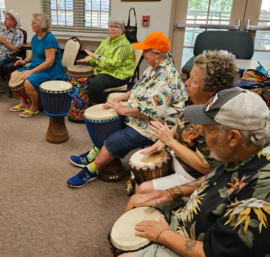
[156,228,170,244]
[97,55,101,62]
[166,186,184,201]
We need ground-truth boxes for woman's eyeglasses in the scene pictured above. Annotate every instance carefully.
[108,25,121,30]
[31,21,37,25]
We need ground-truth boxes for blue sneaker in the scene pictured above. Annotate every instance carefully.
[67,167,97,188]
[70,152,91,168]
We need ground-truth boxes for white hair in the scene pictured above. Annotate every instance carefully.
[151,49,168,58]
[219,117,270,147]
[108,16,125,29]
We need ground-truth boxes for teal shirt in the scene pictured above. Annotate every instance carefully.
[87,34,134,80]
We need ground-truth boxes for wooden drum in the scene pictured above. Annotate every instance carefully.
[8,72,28,98]
[40,81,78,144]
[67,65,94,123]
[83,104,126,181]
[129,149,173,185]
[108,207,162,256]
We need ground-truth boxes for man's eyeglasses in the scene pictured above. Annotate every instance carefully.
[108,25,121,30]
[5,18,15,21]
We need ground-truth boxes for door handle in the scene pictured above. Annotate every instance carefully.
[245,19,270,31]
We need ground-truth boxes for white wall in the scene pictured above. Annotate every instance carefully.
[5,0,172,70]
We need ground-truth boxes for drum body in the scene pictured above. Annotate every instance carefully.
[108,207,162,256]
[40,81,77,144]
[8,72,28,98]
[83,104,126,181]
[129,149,173,185]
[67,65,94,123]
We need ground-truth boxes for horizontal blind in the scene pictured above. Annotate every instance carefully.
[0,0,5,24]
[42,0,111,33]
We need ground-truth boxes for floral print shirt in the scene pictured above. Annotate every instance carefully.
[126,55,187,142]
[173,144,270,257]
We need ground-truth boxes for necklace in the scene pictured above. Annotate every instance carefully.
[224,147,263,172]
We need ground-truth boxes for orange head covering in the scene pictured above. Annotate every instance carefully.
[132,32,170,52]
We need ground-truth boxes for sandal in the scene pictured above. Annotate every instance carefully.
[9,105,29,112]
[20,110,39,118]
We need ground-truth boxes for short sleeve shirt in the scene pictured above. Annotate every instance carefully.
[173,145,270,257]
[0,27,24,55]
[175,117,220,179]
[126,55,188,142]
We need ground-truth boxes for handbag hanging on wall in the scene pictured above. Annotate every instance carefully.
[124,7,138,43]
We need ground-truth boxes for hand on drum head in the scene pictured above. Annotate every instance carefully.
[106,99,126,115]
[135,215,170,243]
[14,60,26,66]
[76,58,89,63]
[138,190,174,205]
[140,140,165,155]
[148,121,174,146]
[103,98,120,109]
[20,70,33,80]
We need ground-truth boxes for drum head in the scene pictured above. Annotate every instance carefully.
[84,104,120,120]
[130,149,170,168]
[108,93,125,100]
[9,72,24,88]
[40,81,72,92]
[67,65,93,77]
[110,207,162,251]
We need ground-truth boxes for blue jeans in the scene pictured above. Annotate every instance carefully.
[0,55,12,67]
[104,125,154,159]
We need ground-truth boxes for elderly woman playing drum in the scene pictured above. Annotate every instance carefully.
[77,16,134,104]
[67,32,188,188]
[125,51,239,210]
[10,13,66,117]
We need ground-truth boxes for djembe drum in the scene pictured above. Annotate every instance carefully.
[129,149,173,185]
[40,81,78,144]
[108,207,163,256]
[9,71,28,98]
[67,65,94,123]
[83,104,126,181]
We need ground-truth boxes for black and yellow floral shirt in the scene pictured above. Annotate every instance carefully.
[175,117,220,179]
[173,145,270,257]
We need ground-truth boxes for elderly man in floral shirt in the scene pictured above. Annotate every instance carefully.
[121,87,270,257]
[67,32,188,188]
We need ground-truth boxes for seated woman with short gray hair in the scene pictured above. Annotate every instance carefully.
[77,16,135,104]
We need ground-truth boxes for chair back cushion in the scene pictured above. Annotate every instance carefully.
[132,46,143,71]
[193,31,254,59]
[62,37,81,70]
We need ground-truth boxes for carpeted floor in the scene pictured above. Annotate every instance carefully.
[0,80,137,257]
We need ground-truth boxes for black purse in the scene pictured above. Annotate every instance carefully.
[124,7,138,43]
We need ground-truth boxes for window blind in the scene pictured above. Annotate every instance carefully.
[42,0,111,33]
[0,0,5,24]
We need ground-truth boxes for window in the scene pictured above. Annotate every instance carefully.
[42,0,111,33]
[0,0,5,24]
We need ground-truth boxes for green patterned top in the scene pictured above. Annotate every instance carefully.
[86,34,134,80]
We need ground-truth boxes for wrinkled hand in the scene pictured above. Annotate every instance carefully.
[20,70,33,80]
[14,60,26,66]
[103,98,120,109]
[84,49,98,60]
[135,215,170,242]
[148,121,175,146]
[140,140,165,155]
[138,190,173,205]
[106,100,126,115]
[76,58,89,63]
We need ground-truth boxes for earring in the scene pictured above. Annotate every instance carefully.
[155,59,158,64]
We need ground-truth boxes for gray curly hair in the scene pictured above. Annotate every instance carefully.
[33,13,51,32]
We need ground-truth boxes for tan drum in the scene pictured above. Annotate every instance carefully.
[67,65,94,123]
[40,81,78,144]
[8,72,28,98]
[107,92,126,100]
[83,104,126,181]
[108,207,163,256]
[129,149,173,185]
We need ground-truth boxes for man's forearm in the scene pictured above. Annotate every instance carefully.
[123,107,148,118]
[180,176,205,197]
[3,38,20,52]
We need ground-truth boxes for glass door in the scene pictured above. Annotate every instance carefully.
[170,0,268,72]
